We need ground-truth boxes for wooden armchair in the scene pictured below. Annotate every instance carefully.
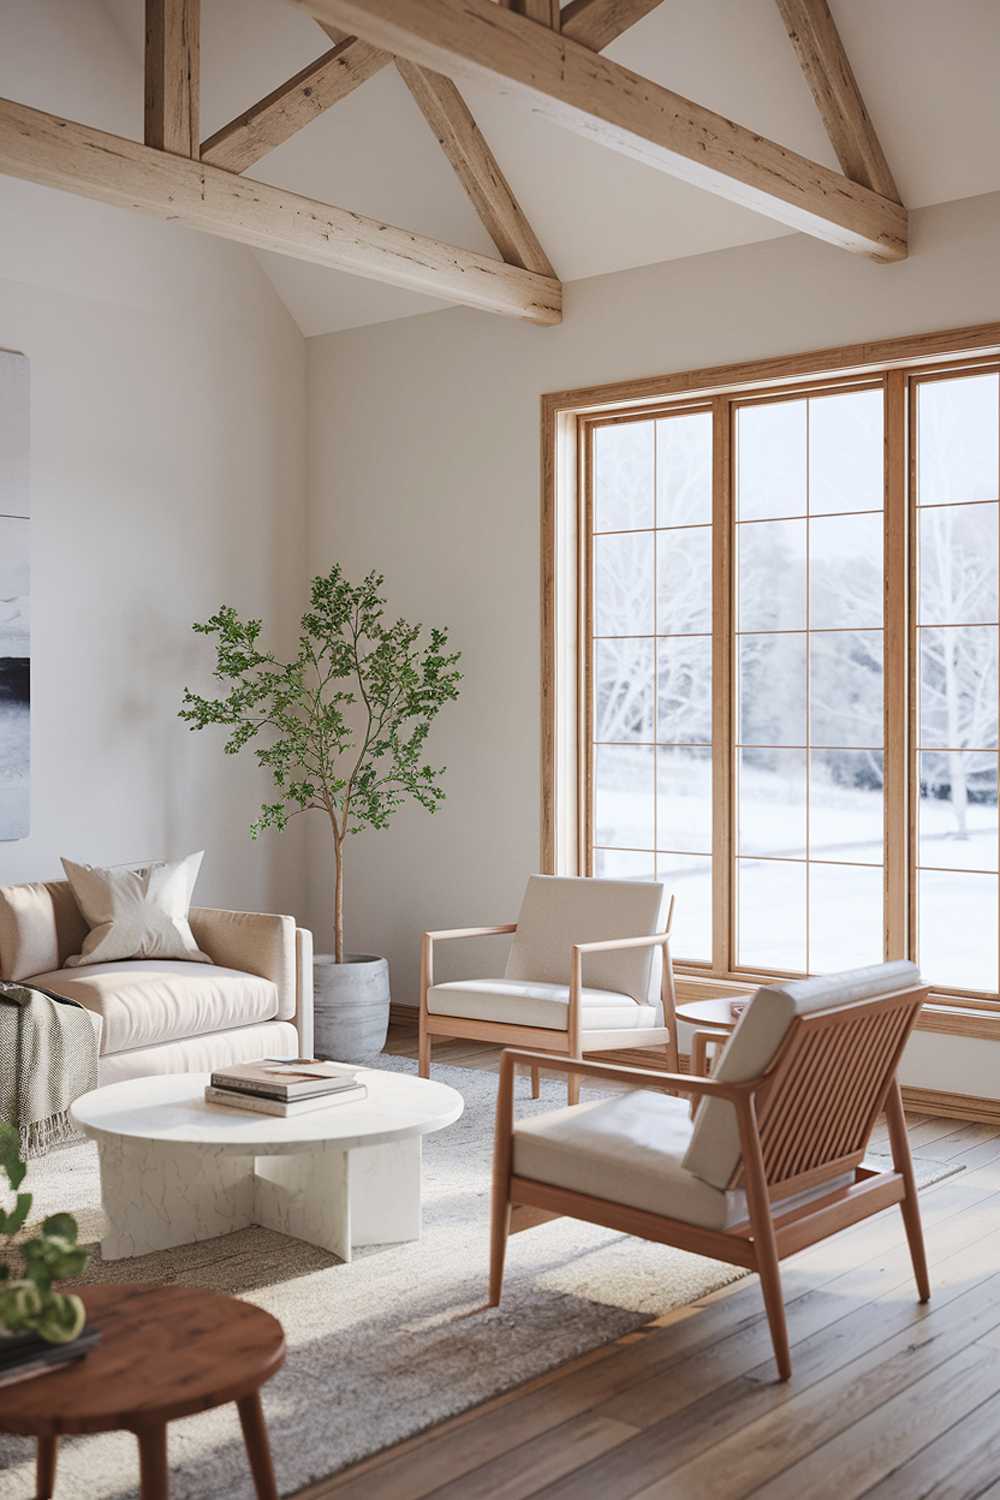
[489,962,930,1379]
[420,875,678,1105]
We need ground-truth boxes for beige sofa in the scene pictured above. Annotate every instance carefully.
[0,879,313,1086]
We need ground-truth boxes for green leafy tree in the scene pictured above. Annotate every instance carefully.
[0,1126,88,1344]
[180,566,462,963]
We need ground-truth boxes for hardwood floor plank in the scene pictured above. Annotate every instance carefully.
[860,1383,1000,1500]
[421,1413,637,1500]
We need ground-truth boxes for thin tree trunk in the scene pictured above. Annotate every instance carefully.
[334,837,345,964]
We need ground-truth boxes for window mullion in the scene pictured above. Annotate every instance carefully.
[712,394,734,974]
[885,369,909,959]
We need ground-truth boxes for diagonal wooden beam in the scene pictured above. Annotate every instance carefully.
[285,0,907,261]
[775,0,900,202]
[201,37,390,173]
[396,60,556,277]
[145,0,199,157]
[498,0,561,27]
[560,0,667,52]
[0,97,562,323]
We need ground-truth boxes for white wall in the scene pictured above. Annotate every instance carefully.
[0,0,308,919]
[307,189,1000,1095]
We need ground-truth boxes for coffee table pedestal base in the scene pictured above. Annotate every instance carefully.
[96,1136,422,1263]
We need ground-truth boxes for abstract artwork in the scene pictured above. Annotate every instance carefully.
[0,351,28,840]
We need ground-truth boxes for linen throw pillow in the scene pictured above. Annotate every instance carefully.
[61,853,211,967]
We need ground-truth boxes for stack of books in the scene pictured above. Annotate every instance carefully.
[0,1325,101,1390]
[205,1059,367,1117]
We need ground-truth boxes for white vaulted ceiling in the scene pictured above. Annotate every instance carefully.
[47,0,1000,332]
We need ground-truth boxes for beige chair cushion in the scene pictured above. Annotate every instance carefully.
[505,876,669,1009]
[513,1091,854,1232]
[427,979,657,1032]
[682,960,922,1191]
[0,880,88,982]
[30,961,278,1056]
[513,1092,742,1229]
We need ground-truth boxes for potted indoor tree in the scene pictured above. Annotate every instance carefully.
[181,566,461,1060]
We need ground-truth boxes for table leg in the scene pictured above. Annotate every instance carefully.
[136,1424,169,1500]
[237,1392,279,1500]
[36,1434,57,1498]
[96,1136,254,1261]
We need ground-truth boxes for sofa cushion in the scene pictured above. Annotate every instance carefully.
[0,880,88,983]
[29,961,278,1056]
[427,978,657,1032]
[97,1020,299,1086]
[682,960,922,1191]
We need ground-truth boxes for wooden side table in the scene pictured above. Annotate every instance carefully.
[0,1283,285,1500]
[675,996,750,1079]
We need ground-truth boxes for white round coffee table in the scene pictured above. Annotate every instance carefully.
[71,1069,463,1265]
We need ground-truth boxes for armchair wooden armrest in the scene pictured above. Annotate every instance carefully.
[423,924,518,943]
[567,894,677,1063]
[497,1046,753,1103]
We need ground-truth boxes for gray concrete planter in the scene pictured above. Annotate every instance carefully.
[313,953,390,1062]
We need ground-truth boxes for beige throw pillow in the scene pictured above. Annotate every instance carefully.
[61,852,211,968]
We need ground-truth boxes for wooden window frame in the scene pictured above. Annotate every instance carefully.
[542,320,1000,1034]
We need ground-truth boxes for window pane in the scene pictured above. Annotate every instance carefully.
[810,512,883,630]
[738,634,807,747]
[594,532,654,636]
[810,631,883,748]
[918,504,998,626]
[594,420,653,531]
[657,527,711,635]
[809,864,884,973]
[594,638,653,743]
[656,411,711,527]
[737,860,807,972]
[918,626,999,751]
[738,519,806,632]
[594,848,656,881]
[918,751,998,872]
[810,751,884,866]
[809,388,884,514]
[657,853,712,962]
[738,749,806,859]
[737,400,806,521]
[919,870,998,993]
[918,373,1000,505]
[657,636,711,744]
[656,746,711,854]
[594,745,654,849]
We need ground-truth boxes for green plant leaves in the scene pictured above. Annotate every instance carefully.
[0,1127,88,1343]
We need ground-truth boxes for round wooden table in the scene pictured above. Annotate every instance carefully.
[675,996,750,1075]
[0,1283,285,1499]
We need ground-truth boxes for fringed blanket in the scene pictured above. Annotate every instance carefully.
[0,982,98,1157]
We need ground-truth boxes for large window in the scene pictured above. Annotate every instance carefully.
[559,334,1000,1001]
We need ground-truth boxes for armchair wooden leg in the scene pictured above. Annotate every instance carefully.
[490,1059,514,1305]
[418,1020,431,1079]
[886,1081,931,1302]
[567,1073,580,1106]
[530,1065,541,1099]
[737,1097,792,1381]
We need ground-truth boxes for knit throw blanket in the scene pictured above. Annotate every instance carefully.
[0,982,98,1158]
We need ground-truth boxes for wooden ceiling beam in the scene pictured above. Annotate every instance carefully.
[287,0,907,261]
[0,97,562,323]
[201,37,390,173]
[396,60,556,277]
[497,0,562,28]
[145,0,200,157]
[560,0,667,53]
[775,0,900,202]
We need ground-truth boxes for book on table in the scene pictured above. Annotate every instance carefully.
[0,1325,101,1389]
[210,1058,361,1102]
[204,1082,368,1117]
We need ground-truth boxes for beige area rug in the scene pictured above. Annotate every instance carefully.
[0,1060,962,1500]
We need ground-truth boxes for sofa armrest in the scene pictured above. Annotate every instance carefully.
[189,907,295,1016]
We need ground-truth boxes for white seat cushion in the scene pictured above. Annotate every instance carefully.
[427,978,657,1032]
[29,961,278,1056]
[513,1092,742,1229]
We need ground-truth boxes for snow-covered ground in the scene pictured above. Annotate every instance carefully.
[594,760,999,990]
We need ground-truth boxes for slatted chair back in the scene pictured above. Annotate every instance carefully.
[734,984,926,1196]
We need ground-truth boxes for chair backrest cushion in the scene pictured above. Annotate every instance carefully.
[505,875,669,1007]
[0,880,89,983]
[682,960,921,1190]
